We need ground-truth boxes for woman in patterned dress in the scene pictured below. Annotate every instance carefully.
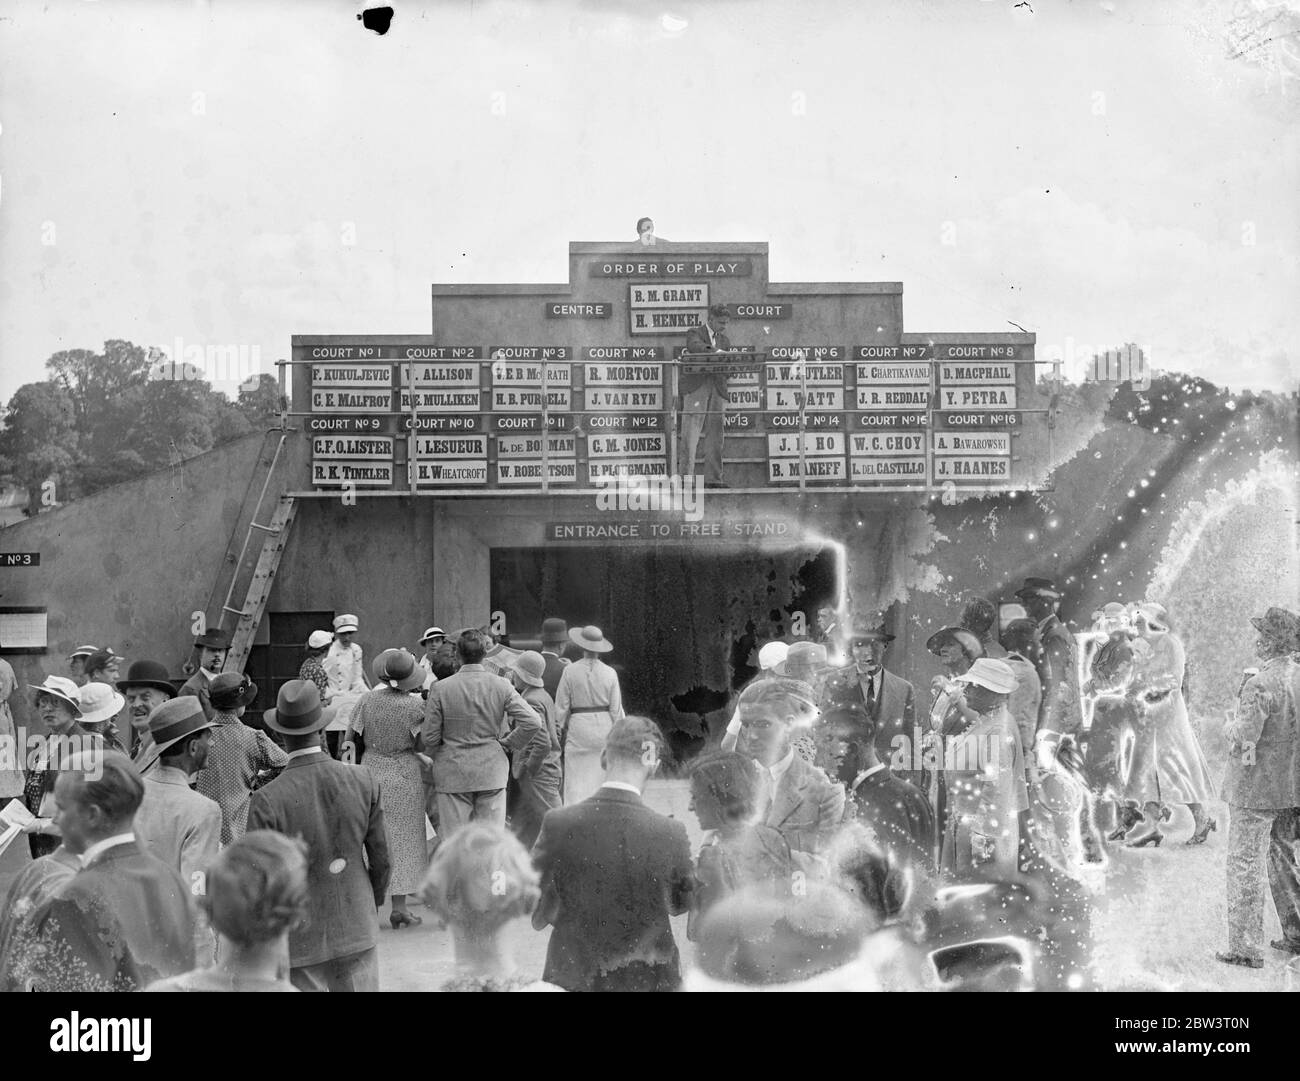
[20,676,102,859]
[343,649,428,928]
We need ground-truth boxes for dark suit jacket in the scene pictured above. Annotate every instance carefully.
[531,786,695,992]
[541,651,567,703]
[1036,616,1082,736]
[765,753,846,861]
[680,324,733,395]
[845,668,920,785]
[22,840,195,991]
[850,766,935,872]
[178,672,216,721]
[247,753,391,968]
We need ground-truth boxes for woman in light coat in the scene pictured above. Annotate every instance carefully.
[554,626,625,804]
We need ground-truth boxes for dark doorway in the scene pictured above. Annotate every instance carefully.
[490,546,837,764]
[246,610,334,714]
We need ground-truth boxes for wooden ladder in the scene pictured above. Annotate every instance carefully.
[223,494,297,672]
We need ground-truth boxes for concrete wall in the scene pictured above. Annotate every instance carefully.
[0,431,290,726]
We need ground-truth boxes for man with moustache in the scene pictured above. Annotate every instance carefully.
[116,658,178,765]
[179,630,230,722]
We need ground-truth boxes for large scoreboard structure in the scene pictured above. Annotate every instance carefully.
[290,240,1056,495]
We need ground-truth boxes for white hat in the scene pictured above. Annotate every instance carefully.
[513,651,546,688]
[333,614,359,634]
[419,626,446,645]
[956,658,1018,695]
[67,644,100,660]
[307,630,334,649]
[569,625,613,653]
[758,641,790,671]
[28,675,83,715]
[77,681,126,726]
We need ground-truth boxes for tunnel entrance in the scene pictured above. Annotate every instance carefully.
[489,545,839,765]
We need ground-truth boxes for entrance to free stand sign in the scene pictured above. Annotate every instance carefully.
[489,545,838,766]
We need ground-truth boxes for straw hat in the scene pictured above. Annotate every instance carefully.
[513,651,546,688]
[28,675,83,715]
[569,625,613,653]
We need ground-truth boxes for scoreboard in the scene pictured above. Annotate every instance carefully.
[293,338,1043,492]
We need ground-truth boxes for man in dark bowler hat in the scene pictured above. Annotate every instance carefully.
[531,716,695,991]
[10,751,196,991]
[1014,578,1082,741]
[832,621,919,789]
[178,629,230,722]
[247,680,391,991]
[680,302,734,488]
[539,617,570,701]
[116,658,178,763]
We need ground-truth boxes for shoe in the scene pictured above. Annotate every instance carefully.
[389,911,422,929]
[1185,818,1217,846]
[1270,939,1300,955]
[1215,951,1263,969]
[1125,827,1164,848]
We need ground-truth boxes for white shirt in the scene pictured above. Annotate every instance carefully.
[765,749,795,786]
[555,657,625,725]
[600,781,642,795]
[325,641,367,695]
[286,746,324,762]
[851,763,888,791]
[81,832,136,867]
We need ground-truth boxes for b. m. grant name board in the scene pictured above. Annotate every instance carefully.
[295,335,1037,491]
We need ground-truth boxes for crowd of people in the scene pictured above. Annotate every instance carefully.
[1,580,1298,991]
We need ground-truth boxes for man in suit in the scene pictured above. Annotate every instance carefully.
[247,680,391,991]
[422,628,544,835]
[734,677,846,869]
[539,617,570,701]
[132,697,223,963]
[680,302,733,488]
[178,629,229,722]
[13,751,195,991]
[1218,607,1300,968]
[1015,578,1083,741]
[818,702,934,875]
[837,623,919,789]
[532,716,695,991]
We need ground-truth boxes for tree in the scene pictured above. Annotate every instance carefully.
[236,373,283,429]
[0,382,78,514]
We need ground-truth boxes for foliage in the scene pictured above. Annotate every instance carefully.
[0,340,278,508]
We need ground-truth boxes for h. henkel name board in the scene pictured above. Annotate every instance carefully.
[629,282,707,335]
[590,259,752,277]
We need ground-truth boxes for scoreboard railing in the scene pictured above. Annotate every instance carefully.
[283,348,1057,495]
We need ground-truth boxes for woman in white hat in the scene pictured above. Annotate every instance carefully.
[342,649,427,928]
[940,658,1028,878]
[554,626,626,805]
[19,676,102,860]
[75,682,129,757]
[1121,603,1217,847]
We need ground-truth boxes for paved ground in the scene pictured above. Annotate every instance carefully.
[4,785,1299,990]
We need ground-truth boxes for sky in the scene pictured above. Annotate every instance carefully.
[1,0,1298,404]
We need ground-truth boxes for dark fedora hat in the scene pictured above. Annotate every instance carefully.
[115,659,178,697]
[194,629,232,650]
[210,671,258,712]
[263,679,326,736]
[1250,607,1300,648]
[1014,577,1062,600]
